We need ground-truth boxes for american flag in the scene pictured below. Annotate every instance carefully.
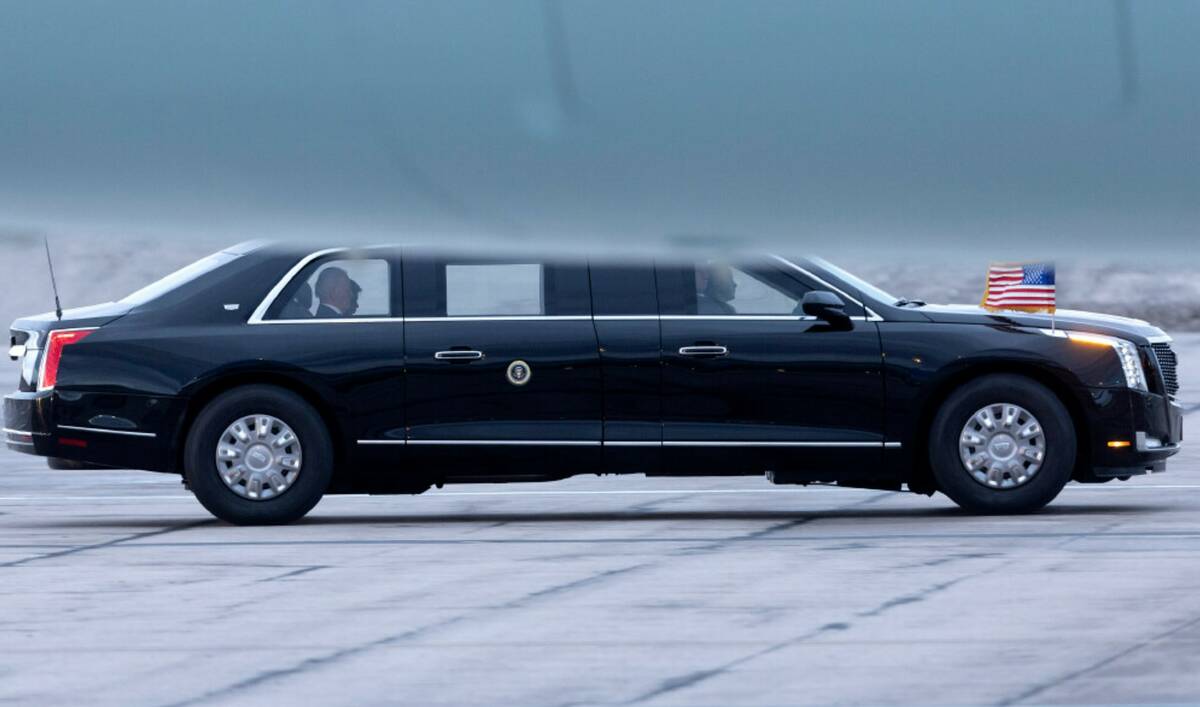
[981,262,1056,313]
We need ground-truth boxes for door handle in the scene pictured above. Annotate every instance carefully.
[678,345,728,357]
[434,350,485,361]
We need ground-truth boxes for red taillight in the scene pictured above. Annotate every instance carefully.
[38,328,96,390]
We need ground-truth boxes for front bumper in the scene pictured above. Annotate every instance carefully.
[1085,387,1183,478]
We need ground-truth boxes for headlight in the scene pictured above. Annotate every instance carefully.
[1042,329,1148,391]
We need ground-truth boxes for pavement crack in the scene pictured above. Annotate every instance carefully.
[165,561,652,706]
[255,565,329,583]
[856,576,965,618]
[996,612,1200,705]
[627,551,1017,705]
[0,519,213,568]
[504,564,650,607]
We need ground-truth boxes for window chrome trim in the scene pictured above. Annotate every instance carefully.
[56,424,157,438]
[592,315,659,321]
[259,317,406,325]
[596,314,874,322]
[258,314,880,325]
[407,316,591,323]
[247,247,349,324]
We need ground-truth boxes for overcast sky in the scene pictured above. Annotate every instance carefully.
[0,1,1196,259]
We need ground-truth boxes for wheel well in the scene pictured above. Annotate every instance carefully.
[907,364,1092,492]
[169,372,347,476]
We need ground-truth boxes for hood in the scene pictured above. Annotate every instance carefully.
[11,302,134,336]
[918,304,1168,343]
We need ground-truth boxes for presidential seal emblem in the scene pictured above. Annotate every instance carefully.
[506,360,531,386]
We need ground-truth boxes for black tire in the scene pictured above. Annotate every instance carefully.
[184,385,333,525]
[929,374,1075,514]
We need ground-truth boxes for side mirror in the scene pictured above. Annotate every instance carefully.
[801,290,851,326]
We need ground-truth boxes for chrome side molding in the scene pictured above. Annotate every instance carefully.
[357,438,902,448]
[56,424,157,438]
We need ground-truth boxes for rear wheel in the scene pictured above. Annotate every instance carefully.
[930,374,1075,513]
[185,385,333,524]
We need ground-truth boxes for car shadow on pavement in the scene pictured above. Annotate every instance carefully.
[24,503,1167,529]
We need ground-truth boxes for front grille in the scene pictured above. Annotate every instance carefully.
[1151,342,1179,399]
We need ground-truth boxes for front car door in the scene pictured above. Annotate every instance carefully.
[402,252,603,479]
[655,255,887,480]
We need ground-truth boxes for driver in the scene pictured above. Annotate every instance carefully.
[314,267,362,318]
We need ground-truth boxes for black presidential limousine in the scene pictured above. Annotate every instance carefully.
[5,243,1184,524]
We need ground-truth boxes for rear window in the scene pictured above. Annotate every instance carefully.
[119,250,240,306]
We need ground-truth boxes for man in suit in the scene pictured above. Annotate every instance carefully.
[314,266,362,318]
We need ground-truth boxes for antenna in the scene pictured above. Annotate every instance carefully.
[43,236,63,320]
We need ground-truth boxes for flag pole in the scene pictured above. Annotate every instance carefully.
[1051,261,1056,332]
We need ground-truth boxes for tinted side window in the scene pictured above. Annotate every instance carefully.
[267,255,394,320]
[657,260,815,316]
[403,255,590,317]
[445,263,544,316]
[588,262,658,316]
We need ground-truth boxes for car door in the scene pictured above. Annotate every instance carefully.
[589,259,662,474]
[402,252,603,478]
[655,256,886,478]
[254,247,409,490]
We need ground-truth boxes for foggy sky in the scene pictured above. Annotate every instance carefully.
[0,1,1197,258]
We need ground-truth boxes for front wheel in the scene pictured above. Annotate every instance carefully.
[184,385,333,525]
[929,374,1076,513]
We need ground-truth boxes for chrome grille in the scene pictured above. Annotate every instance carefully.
[1151,342,1179,399]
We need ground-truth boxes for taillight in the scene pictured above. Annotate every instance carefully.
[37,328,96,391]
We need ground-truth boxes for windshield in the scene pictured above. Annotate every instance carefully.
[807,256,899,305]
[119,249,239,306]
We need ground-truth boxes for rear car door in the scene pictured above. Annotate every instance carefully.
[402,252,603,478]
[655,256,886,478]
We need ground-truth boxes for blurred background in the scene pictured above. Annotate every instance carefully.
[2,0,1198,326]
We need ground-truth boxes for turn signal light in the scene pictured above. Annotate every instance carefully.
[1107,440,1132,449]
[38,328,96,391]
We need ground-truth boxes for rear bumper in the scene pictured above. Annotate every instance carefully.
[4,390,180,471]
[1085,387,1182,477]
[3,391,54,454]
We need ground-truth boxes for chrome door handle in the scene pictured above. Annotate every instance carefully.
[434,350,484,361]
[678,345,728,357]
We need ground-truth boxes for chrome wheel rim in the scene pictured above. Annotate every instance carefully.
[214,414,303,501]
[959,403,1046,489]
